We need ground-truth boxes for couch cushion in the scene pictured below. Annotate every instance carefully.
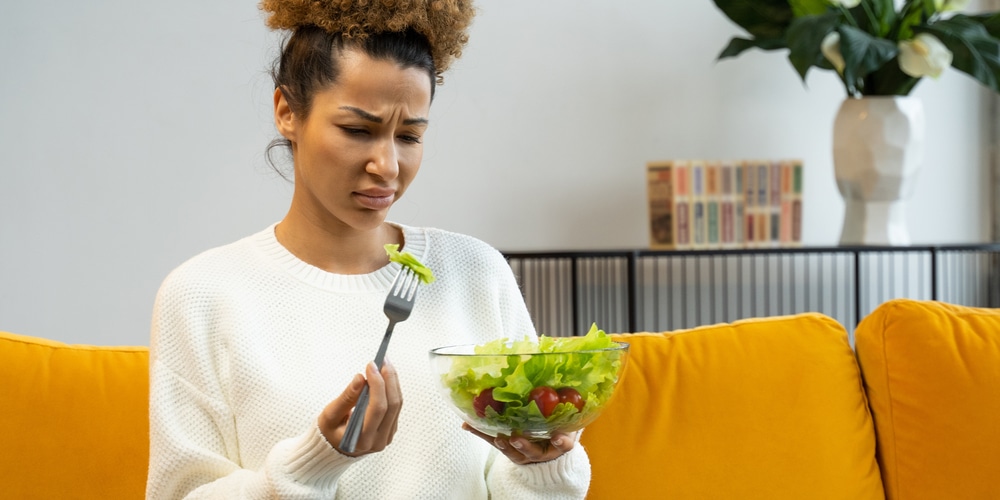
[855,299,1000,500]
[579,313,884,500]
[0,331,149,497]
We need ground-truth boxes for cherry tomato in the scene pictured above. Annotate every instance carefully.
[529,386,560,417]
[473,388,505,417]
[557,387,585,412]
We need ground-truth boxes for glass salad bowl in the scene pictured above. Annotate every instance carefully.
[428,326,629,440]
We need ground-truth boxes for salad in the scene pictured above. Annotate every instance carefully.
[436,324,627,438]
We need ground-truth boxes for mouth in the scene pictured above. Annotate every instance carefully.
[354,189,396,210]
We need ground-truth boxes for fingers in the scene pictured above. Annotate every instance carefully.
[358,360,403,451]
[461,424,575,465]
[318,373,366,443]
[323,360,402,457]
[378,359,403,439]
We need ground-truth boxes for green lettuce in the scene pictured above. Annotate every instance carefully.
[384,244,435,284]
[441,324,626,437]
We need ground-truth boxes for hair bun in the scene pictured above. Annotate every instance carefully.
[259,0,475,74]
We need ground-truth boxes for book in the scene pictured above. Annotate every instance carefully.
[734,162,745,248]
[743,160,756,247]
[706,161,721,248]
[674,160,692,249]
[791,160,803,245]
[690,160,707,249]
[646,161,676,249]
[780,160,794,245]
[769,161,782,247]
[755,161,769,247]
[720,162,735,248]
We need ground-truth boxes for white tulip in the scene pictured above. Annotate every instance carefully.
[829,0,862,7]
[934,0,970,12]
[821,32,846,74]
[898,33,953,78]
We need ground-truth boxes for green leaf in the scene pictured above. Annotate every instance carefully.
[972,13,1000,39]
[920,0,935,18]
[868,0,897,37]
[785,12,841,81]
[894,0,926,40]
[712,0,795,39]
[838,24,900,95]
[864,58,920,95]
[717,36,787,60]
[788,0,828,17]
[384,244,435,284]
[918,17,1000,93]
[958,13,1000,40]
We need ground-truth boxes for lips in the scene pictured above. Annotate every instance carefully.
[354,188,396,210]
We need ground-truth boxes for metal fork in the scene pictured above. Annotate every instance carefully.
[339,266,421,453]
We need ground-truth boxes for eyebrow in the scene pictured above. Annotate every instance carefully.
[339,106,428,126]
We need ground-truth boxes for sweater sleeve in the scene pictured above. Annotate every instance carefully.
[146,362,356,499]
[485,442,592,499]
[145,265,356,499]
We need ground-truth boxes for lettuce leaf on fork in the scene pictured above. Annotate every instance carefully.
[384,244,435,284]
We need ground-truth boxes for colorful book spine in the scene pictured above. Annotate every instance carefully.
[646,161,676,249]
[674,161,692,250]
[755,161,769,247]
[691,160,707,249]
[743,160,756,248]
[791,160,803,246]
[734,162,746,248]
[720,162,735,248]
[780,160,793,246]
[706,161,721,248]
[769,161,782,247]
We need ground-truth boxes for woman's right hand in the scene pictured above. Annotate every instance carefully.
[317,360,403,457]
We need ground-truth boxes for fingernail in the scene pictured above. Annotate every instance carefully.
[510,440,523,450]
[495,439,505,450]
[553,437,564,446]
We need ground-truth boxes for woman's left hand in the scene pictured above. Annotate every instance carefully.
[462,423,576,465]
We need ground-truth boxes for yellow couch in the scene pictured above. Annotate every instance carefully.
[2,299,998,498]
[0,331,149,498]
[581,299,1000,499]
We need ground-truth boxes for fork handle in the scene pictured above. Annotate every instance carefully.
[339,320,397,453]
[339,385,370,453]
[372,321,396,369]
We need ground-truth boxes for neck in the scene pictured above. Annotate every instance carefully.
[274,214,402,275]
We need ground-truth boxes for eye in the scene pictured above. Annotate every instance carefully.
[340,126,369,137]
[398,134,422,144]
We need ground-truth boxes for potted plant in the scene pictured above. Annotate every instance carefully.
[712,0,1000,245]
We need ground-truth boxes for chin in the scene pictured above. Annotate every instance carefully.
[348,211,390,231]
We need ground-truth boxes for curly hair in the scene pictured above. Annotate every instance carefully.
[259,0,475,76]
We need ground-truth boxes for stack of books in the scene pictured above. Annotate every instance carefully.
[647,159,803,250]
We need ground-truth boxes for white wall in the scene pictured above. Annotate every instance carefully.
[0,1,991,345]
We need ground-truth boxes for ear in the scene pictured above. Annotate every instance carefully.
[273,87,297,141]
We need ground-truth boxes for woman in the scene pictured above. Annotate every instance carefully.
[145,1,592,498]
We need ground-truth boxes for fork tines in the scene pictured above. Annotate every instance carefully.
[393,267,420,300]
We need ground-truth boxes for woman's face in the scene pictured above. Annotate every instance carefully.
[276,48,432,234]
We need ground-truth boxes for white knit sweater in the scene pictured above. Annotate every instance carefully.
[146,223,591,499]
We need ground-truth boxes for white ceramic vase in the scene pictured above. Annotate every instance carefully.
[832,96,925,246]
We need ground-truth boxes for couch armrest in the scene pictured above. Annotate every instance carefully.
[0,331,149,497]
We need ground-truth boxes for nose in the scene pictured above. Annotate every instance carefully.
[365,138,399,180]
